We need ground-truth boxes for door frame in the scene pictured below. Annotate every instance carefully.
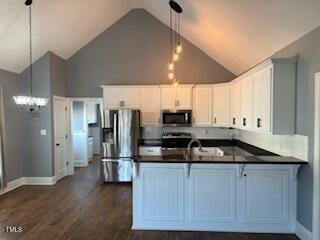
[313,72,320,240]
[53,96,72,179]
[69,97,103,172]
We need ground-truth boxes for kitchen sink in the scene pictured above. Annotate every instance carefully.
[192,147,224,157]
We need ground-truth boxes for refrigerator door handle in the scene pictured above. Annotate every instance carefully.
[113,113,118,144]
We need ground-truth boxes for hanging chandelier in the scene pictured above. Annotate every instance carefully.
[168,0,183,87]
[13,0,49,117]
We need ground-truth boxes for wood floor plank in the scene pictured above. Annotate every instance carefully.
[0,156,300,240]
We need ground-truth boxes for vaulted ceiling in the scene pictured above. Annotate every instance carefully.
[1,0,320,75]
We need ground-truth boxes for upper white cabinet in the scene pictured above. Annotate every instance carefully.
[252,67,272,132]
[160,85,193,109]
[235,59,296,134]
[86,102,97,124]
[230,82,241,128]
[213,85,231,127]
[192,86,212,126]
[140,87,161,126]
[103,86,140,109]
[240,77,253,130]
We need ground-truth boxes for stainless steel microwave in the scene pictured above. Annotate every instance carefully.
[162,110,192,127]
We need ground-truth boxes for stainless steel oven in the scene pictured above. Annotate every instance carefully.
[162,110,192,127]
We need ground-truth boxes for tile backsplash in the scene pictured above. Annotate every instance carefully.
[141,127,232,139]
[141,127,309,161]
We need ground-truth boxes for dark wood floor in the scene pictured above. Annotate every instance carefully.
[0,157,300,240]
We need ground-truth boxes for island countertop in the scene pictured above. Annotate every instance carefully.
[133,146,307,164]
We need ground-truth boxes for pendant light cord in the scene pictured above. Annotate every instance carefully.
[29,4,33,97]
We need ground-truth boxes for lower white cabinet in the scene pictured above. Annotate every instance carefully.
[133,163,299,233]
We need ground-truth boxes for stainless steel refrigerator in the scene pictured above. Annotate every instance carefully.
[100,109,140,182]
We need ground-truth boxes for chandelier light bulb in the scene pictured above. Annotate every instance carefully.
[176,43,182,54]
[173,52,179,62]
[168,72,175,80]
[173,79,179,87]
[168,61,175,71]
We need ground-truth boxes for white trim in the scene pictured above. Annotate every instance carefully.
[313,73,320,240]
[296,221,313,240]
[23,177,56,185]
[0,178,24,195]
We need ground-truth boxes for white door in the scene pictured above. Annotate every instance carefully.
[161,87,176,109]
[176,87,192,109]
[241,169,290,224]
[253,68,272,132]
[54,97,68,182]
[240,77,253,129]
[213,85,231,127]
[230,82,241,128]
[122,88,140,108]
[103,87,122,108]
[189,168,236,222]
[193,86,212,126]
[140,87,161,126]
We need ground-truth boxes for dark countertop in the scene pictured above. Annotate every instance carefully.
[133,154,307,164]
[135,143,308,164]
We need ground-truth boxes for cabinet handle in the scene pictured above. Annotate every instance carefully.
[214,117,217,124]
[177,100,179,106]
[232,118,236,125]
[120,101,125,107]
[243,118,246,126]
[257,118,262,128]
[158,118,161,124]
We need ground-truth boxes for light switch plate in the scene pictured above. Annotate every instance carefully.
[40,129,47,136]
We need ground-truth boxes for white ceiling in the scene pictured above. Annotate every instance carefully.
[1,0,320,74]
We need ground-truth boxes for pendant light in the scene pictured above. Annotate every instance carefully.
[13,0,49,118]
[168,0,183,87]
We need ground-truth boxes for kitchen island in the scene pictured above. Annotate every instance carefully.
[132,146,307,233]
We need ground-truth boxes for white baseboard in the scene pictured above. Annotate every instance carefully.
[73,161,88,167]
[295,221,313,240]
[23,177,56,185]
[0,178,24,195]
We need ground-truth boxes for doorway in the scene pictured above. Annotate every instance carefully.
[70,98,103,172]
[313,72,320,240]
[53,96,69,182]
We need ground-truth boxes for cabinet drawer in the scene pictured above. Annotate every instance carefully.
[139,146,162,156]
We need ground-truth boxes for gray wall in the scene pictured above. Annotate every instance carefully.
[20,53,54,177]
[0,69,23,182]
[50,52,67,97]
[66,9,235,97]
[269,26,320,231]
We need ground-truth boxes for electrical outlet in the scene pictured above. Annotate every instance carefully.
[40,129,47,136]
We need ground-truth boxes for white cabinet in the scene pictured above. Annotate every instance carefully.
[133,163,299,232]
[192,86,212,126]
[103,86,140,109]
[230,82,241,128]
[213,85,231,127]
[241,167,290,224]
[189,168,236,222]
[252,67,271,132]
[134,165,185,222]
[86,102,97,124]
[161,85,193,109]
[240,77,253,129]
[140,87,161,126]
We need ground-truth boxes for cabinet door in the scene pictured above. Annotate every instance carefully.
[140,88,161,126]
[189,168,236,222]
[103,87,122,108]
[138,167,185,221]
[242,169,289,224]
[230,82,241,128]
[213,85,231,126]
[176,87,192,109]
[193,86,212,126]
[240,78,253,129]
[122,88,140,108]
[253,68,272,132]
[161,87,176,109]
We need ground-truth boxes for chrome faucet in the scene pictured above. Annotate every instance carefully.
[187,139,203,154]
